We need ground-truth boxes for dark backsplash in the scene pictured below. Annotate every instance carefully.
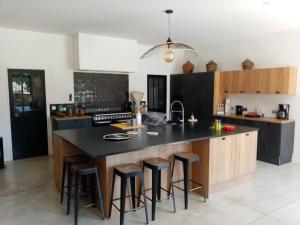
[74,72,129,110]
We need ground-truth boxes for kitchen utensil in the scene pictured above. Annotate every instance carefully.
[223,125,236,132]
[103,133,131,141]
[245,112,261,118]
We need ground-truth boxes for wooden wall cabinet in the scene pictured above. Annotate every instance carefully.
[220,67,297,95]
[209,131,258,186]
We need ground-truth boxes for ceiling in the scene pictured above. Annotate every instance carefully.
[1,0,300,48]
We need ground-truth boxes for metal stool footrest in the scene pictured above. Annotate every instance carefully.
[111,194,147,213]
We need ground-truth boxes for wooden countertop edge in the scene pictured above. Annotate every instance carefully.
[51,115,92,121]
[215,114,295,124]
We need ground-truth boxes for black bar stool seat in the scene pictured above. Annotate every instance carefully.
[109,163,149,225]
[142,157,176,221]
[60,155,89,205]
[67,163,104,225]
[170,152,206,210]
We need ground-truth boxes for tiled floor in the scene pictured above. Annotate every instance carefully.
[0,156,299,225]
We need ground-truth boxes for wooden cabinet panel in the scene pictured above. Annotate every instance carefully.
[209,136,236,185]
[220,67,297,95]
[235,132,258,176]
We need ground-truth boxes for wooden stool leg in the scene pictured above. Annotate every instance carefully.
[74,172,81,225]
[60,160,67,204]
[183,161,189,210]
[157,170,161,201]
[66,168,73,215]
[151,168,158,221]
[120,176,127,225]
[130,177,136,210]
[95,169,105,220]
[141,173,149,224]
[109,171,116,218]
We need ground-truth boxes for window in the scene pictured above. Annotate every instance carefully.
[147,75,167,113]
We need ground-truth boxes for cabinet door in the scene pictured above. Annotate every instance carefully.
[243,70,257,93]
[235,132,258,176]
[254,69,269,94]
[209,136,236,185]
[266,67,295,94]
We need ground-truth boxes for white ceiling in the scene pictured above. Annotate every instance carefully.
[1,0,300,48]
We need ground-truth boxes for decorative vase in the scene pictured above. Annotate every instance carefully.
[206,60,217,72]
[242,59,254,70]
[182,61,195,74]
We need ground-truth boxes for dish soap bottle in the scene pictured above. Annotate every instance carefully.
[136,110,142,126]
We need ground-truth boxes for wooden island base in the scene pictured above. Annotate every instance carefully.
[53,130,257,217]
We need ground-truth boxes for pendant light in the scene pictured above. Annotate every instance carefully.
[140,9,198,63]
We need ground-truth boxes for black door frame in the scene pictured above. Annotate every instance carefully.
[147,74,167,113]
[8,69,48,160]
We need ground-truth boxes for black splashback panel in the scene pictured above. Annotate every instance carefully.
[74,72,129,110]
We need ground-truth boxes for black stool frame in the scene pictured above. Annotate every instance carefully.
[109,167,149,225]
[141,160,176,221]
[170,154,206,210]
[66,166,105,225]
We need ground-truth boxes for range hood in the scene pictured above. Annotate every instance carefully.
[73,33,138,73]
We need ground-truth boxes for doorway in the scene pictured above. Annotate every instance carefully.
[147,75,167,113]
[8,69,48,160]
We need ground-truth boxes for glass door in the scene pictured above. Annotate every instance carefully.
[8,69,48,160]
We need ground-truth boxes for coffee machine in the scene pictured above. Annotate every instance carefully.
[276,104,290,120]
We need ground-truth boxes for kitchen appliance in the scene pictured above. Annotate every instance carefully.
[92,112,132,127]
[0,137,4,169]
[235,105,247,115]
[277,104,290,120]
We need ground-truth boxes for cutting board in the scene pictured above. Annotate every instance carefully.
[110,123,145,130]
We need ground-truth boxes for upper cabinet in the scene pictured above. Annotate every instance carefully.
[220,67,298,95]
[73,33,138,73]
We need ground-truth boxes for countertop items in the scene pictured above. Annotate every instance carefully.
[216,114,295,124]
[53,122,257,158]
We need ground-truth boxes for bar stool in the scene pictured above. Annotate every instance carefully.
[141,157,176,221]
[67,163,105,225]
[109,163,149,225]
[60,155,89,205]
[170,152,206,209]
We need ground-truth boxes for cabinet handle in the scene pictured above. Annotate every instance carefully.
[221,137,226,140]
[240,90,244,93]
[224,90,228,93]
[256,91,261,94]
[245,133,250,136]
[275,91,281,94]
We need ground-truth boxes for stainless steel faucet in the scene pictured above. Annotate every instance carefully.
[170,100,184,123]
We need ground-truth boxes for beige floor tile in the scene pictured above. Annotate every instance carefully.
[270,199,300,225]
[248,216,287,225]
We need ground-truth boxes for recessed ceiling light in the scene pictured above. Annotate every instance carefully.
[263,1,270,5]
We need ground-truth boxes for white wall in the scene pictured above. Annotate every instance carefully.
[197,28,300,162]
[0,27,74,162]
[0,28,183,162]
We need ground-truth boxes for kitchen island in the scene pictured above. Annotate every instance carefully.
[53,122,258,217]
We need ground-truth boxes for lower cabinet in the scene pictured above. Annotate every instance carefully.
[235,132,258,176]
[209,131,258,185]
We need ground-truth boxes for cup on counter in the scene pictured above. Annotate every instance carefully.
[131,118,137,127]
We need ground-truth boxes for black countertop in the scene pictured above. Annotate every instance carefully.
[53,122,258,158]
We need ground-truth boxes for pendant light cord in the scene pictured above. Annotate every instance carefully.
[168,13,171,39]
